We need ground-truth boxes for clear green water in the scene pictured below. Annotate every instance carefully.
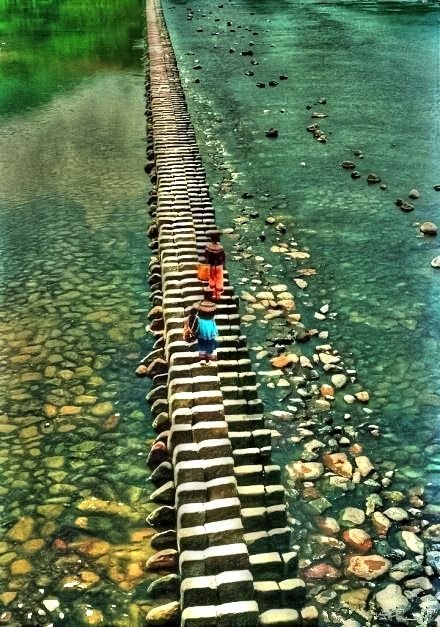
[161,0,440,505]
[1,0,440,623]
[0,1,157,624]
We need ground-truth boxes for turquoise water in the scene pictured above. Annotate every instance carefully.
[161,0,440,505]
[0,2,157,624]
[1,0,440,623]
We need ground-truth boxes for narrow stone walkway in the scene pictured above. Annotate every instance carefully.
[144,1,311,625]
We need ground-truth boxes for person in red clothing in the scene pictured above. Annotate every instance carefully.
[204,230,226,301]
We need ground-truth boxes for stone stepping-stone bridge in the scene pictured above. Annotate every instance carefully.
[143,1,311,625]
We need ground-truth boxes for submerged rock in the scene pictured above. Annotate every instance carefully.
[367,173,381,184]
[371,511,392,538]
[6,516,34,542]
[342,528,373,554]
[383,507,408,522]
[322,453,353,478]
[399,530,424,555]
[341,161,356,170]
[91,402,113,417]
[302,562,341,581]
[346,555,391,580]
[390,558,423,581]
[145,601,180,626]
[331,373,347,389]
[76,497,137,519]
[316,517,340,535]
[354,456,374,477]
[400,201,415,212]
[286,461,324,481]
[339,507,365,527]
[374,583,409,618]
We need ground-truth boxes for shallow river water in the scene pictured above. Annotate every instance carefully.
[161,0,440,501]
[0,0,439,625]
[0,1,157,625]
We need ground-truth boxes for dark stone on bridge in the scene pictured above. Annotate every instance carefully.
[151,461,174,486]
[147,549,179,572]
[148,441,170,469]
[150,480,175,504]
[147,573,180,598]
[147,505,176,529]
[153,411,171,433]
[151,530,178,551]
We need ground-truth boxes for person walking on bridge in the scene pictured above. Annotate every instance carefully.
[195,299,218,365]
[204,230,226,301]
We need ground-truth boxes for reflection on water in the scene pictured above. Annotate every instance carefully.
[0,0,145,114]
[0,1,157,625]
[0,76,146,227]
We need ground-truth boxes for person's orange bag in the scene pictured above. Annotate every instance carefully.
[197,262,210,282]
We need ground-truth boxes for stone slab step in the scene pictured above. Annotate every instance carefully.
[169,375,220,394]
[215,570,254,604]
[205,475,237,501]
[259,608,301,626]
[218,371,257,387]
[176,482,207,507]
[249,551,283,581]
[225,414,265,432]
[181,575,217,606]
[181,602,259,627]
[169,390,223,412]
[253,580,281,611]
[232,447,267,466]
[243,531,271,555]
[217,358,253,373]
[220,385,259,401]
[178,518,244,552]
[234,464,264,486]
[223,398,264,415]
[241,505,288,532]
